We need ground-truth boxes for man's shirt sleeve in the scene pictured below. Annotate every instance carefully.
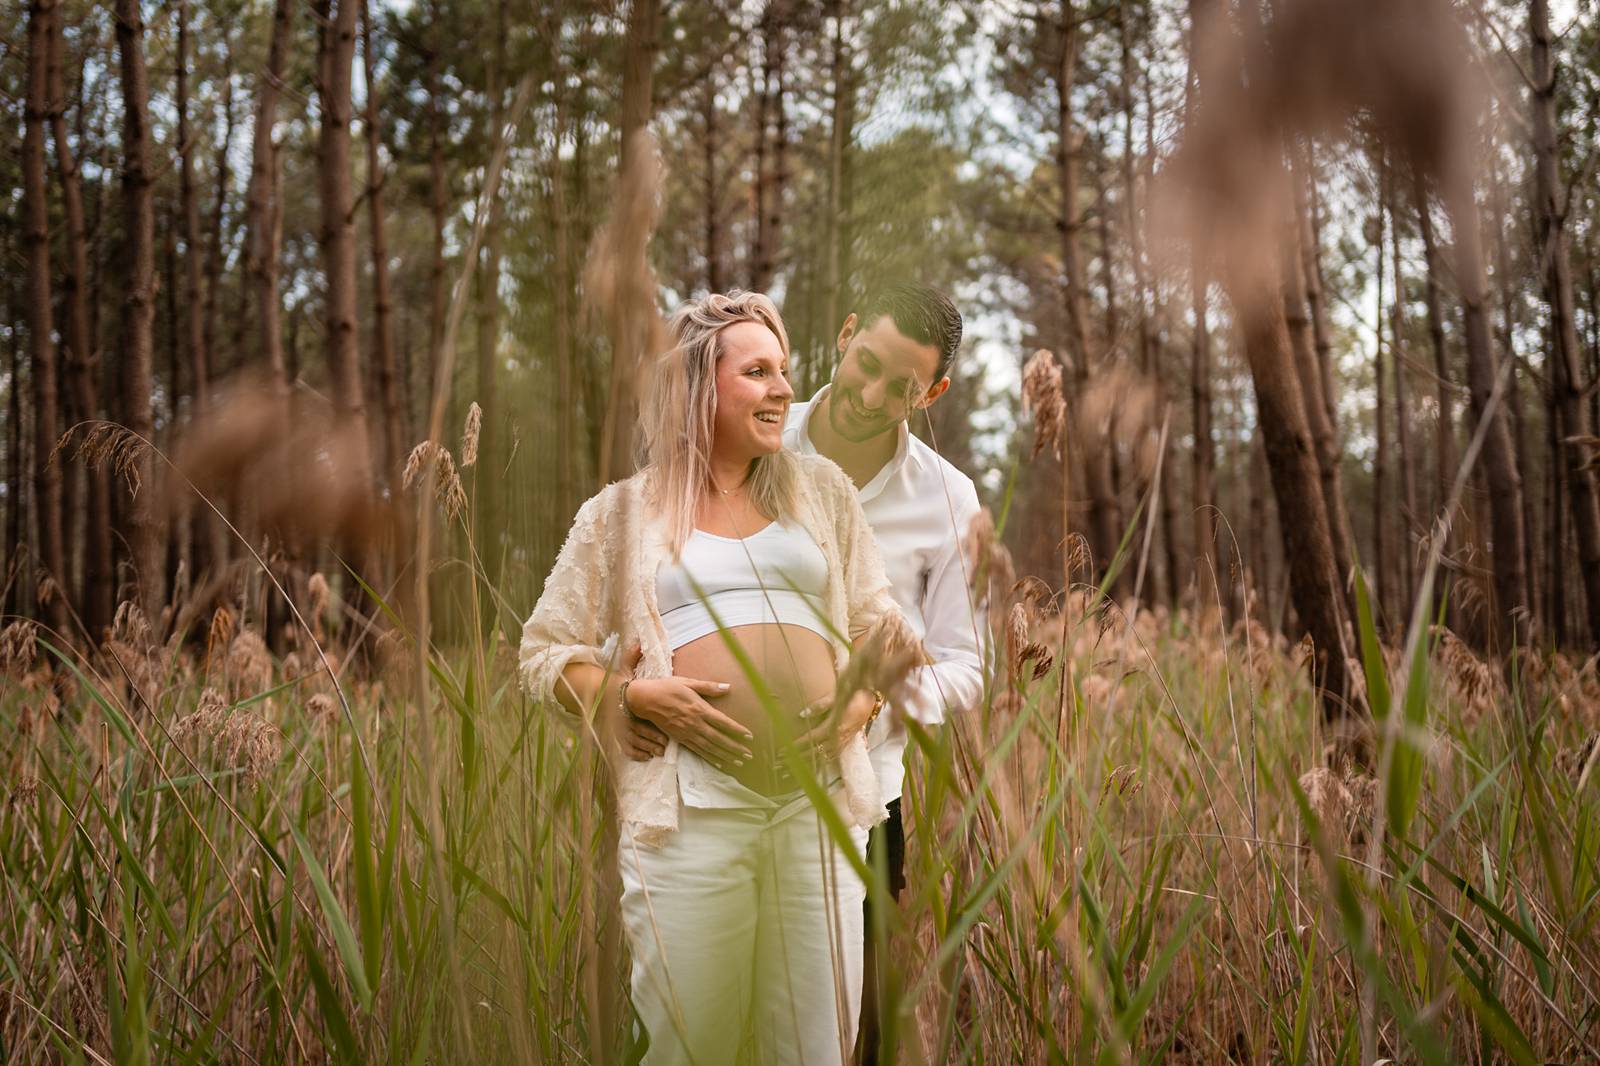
[894,496,984,728]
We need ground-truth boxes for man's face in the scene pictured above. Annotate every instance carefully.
[826,313,948,444]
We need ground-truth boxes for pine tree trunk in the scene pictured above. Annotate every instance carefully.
[5,291,24,621]
[1373,176,1391,622]
[1547,395,1568,645]
[701,66,724,294]
[550,69,577,519]
[595,0,661,486]
[163,212,191,596]
[1531,0,1600,649]
[750,1,787,292]
[316,0,372,489]
[1432,168,1534,650]
[1413,179,1457,520]
[1248,437,1267,617]
[114,0,162,619]
[1190,252,1218,614]
[1234,277,1354,719]
[425,0,447,410]
[1131,40,1183,610]
[48,2,112,639]
[203,47,233,380]
[245,0,292,388]
[475,0,506,584]
[821,0,853,388]
[1388,178,1417,606]
[176,0,229,582]
[1413,173,1464,634]
[1304,172,1340,433]
[361,0,404,489]
[25,0,69,636]
[751,29,769,291]
[1056,0,1121,593]
[1181,26,1219,619]
[1285,156,1357,618]
[177,0,208,416]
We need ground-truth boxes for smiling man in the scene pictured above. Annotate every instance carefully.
[783,284,983,1061]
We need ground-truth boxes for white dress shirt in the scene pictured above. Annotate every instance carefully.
[785,386,985,802]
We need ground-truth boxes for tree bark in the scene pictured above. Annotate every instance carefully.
[245,0,292,388]
[1388,175,1418,605]
[1413,178,1457,522]
[1127,26,1183,610]
[1055,0,1121,593]
[750,1,788,293]
[316,0,373,487]
[1431,168,1534,650]
[1531,0,1600,648]
[25,0,69,636]
[701,64,724,294]
[595,0,661,487]
[203,46,233,382]
[1285,154,1357,618]
[1303,170,1340,433]
[361,0,404,489]
[5,287,24,622]
[475,0,506,581]
[1373,173,1392,621]
[1182,25,1219,619]
[176,0,230,583]
[1234,276,1354,718]
[177,0,208,416]
[821,0,853,391]
[1412,172,1464,634]
[425,0,448,409]
[1190,253,1218,614]
[547,28,577,519]
[47,1,112,639]
[114,0,163,619]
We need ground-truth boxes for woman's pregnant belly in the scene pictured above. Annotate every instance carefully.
[670,623,837,794]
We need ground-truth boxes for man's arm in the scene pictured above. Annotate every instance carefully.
[894,512,985,727]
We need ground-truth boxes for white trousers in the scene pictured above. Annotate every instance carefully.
[618,794,869,1066]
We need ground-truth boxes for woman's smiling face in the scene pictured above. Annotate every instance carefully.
[711,320,794,464]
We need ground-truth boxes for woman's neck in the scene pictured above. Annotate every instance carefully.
[706,453,755,493]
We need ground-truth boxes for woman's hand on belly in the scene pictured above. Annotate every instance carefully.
[625,676,755,766]
[793,688,878,761]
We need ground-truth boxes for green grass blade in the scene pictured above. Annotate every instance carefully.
[290,822,374,1012]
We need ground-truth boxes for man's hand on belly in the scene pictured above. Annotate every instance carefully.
[626,676,755,767]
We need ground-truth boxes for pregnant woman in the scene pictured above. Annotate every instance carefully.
[519,291,917,1064]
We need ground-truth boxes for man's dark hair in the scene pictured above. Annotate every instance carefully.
[856,284,963,384]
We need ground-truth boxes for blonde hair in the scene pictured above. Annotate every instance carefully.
[641,291,799,553]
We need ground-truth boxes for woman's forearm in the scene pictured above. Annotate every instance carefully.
[555,661,623,721]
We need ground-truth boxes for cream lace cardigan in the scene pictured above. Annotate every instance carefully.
[519,453,918,846]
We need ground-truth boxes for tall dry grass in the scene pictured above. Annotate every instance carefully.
[3,427,1598,1064]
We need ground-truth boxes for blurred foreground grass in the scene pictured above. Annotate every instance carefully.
[2,582,1597,1064]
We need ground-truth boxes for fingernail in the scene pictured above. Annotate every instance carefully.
[719,683,732,691]
[735,759,745,767]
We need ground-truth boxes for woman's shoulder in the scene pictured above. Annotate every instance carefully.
[566,472,653,536]
[578,470,652,511]
[790,451,852,496]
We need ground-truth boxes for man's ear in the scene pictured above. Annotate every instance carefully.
[915,376,952,409]
[835,313,858,354]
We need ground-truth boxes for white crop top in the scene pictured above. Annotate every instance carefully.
[655,519,831,650]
